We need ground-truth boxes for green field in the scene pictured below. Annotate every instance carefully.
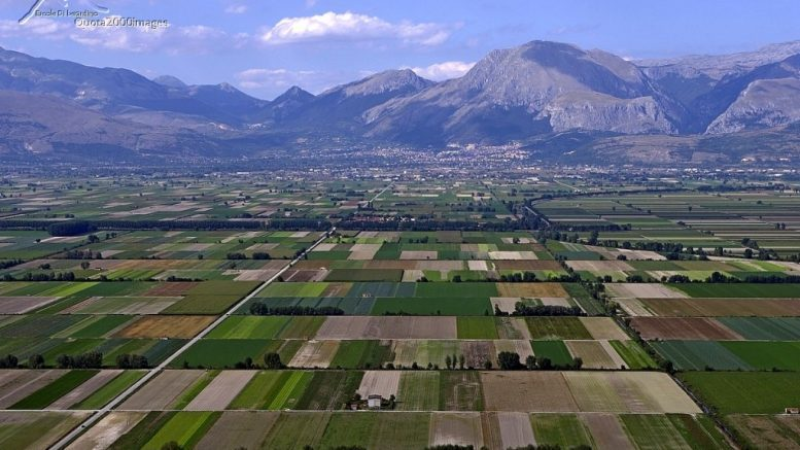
[530,414,594,448]
[10,371,98,410]
[457,317,499,339]
[670,283,800,298]
[680,372,800,414]
[525,317,592,340]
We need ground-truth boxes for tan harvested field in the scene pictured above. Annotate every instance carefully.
[494,340,534,361]
[641,298,800,317]
[195,411,279,450]
[566,341,619,369]
[564,372,701,413]
[115,315,216,339]
[47,370,122,410]
[185,371,256,411]
[315,317,457,340]
[495,317,532,340]
[727,415,800,450]
[233,270,281,281]
[68,412,147,450]
[312,243,336,252]
[349,244,381,260]
[429,413,484,447]
[490,297,520,314]
[580,317,629,340]
[356,371,400,399]
[615,298,654,316]
[401,250,437,260]
[460,341,497,369]
[497,412,536,448]
[314,316,371,339]
[416,261,464,271]
[540,297,573,307]
[288,341,340,368]
[282,269,328,282]
[468,260,489,271]
[0,296,60,314]
[118,370,204,410]
[600,340,629,369]
[480,413,503,449]
[403,270,425,282]
[481,372,577,412]
[585,245,666,261]
[606,283,687,299]
[390,341,419,368]
[582,414,634,450]
[496,283,568,298]
[630,317,743,340]
[0,370,67,409]
[566,260,634,271]
[0,411,90,449]
[488,251,538,260]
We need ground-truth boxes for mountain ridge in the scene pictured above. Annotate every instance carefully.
[1,40,800,164]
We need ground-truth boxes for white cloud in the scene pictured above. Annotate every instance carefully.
[0,18,71,39]
[235,67,368,98]
[2,15,236,54]
[410,61,475,81]
[236,68,318,91]
[260,11,451,46]
[224,4,248,14]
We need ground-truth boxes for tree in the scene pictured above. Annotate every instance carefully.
[498,351,522,370]
[0,354,18,368]
[483,360,493,370]
[445,355,452,370]
[161,442,183,450]
[28,354,44,369]
[525,355,537,370]
[538,357,553,370]
[264,352,283,369]
[459,354,466,370]
[571,357,583,370]
[80,261,91,270]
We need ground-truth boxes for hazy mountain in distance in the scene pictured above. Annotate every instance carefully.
[275,69,435,131]
[2,40,800,164]
[363,41,680,143]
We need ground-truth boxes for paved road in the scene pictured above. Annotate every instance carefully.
[50,227,335,450]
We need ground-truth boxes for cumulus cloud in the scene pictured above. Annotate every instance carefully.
[2,12,238,54]
[0,18,71,39]
[224,4,248,14]
[236,68,318,91]
[410,61,475,81]
[235,67,365,98]
[260,11,451,46]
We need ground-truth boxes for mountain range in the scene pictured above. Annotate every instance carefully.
[1,39,800,164]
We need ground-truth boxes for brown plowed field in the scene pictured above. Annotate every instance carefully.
[641,298,800,317]
[115,315,216,339]
[630,317,743,340]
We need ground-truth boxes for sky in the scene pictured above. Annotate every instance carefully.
[1,0,799,99]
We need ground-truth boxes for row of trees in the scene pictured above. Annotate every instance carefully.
[56,351,103,369]
[0,352,148,369]
[249,303,345,316]
[498,351,583,371]
[495,303,586,317]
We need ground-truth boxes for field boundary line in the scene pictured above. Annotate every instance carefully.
[49,227,335,450]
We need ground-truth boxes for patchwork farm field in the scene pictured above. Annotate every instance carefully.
[3,174,800,448]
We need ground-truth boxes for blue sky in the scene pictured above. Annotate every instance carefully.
[1,0,798,99]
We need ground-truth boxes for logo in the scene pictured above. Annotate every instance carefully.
[19,0,109,24]
[18,0,169,30]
